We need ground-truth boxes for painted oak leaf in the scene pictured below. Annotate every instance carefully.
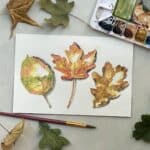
[91,62,129,108]
[21,56,55,108]
[40,0,74,27]
[1,120,25,150]
[51,42,97,80]
[7,0,40,37]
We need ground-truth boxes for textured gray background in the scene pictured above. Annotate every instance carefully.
[0,0,150,150]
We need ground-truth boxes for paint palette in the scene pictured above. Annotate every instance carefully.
[90,0,150,49]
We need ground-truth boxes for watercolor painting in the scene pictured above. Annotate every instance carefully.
[90,0,150,49]
[91,62,129,108]
[51,42,97,108]
[21,56,55,108]
[13,34,133,117]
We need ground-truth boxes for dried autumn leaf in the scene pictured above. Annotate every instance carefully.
[40,0,74,27]
[51,42,97,108]
[91,62,129,108]
[21,55,55,108]
[7,0,40,37]
[1,120,25,150]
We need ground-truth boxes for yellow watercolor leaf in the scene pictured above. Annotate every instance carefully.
[21,56,55,95]
[1,120,25,150]
[91,62,129,108]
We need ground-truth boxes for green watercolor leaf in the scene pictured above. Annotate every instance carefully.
[40,0,74,27]
[39,122,70,150]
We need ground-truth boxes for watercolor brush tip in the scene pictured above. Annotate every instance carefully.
[86,124,96,129]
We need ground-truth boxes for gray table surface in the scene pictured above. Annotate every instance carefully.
[0,0,150,150]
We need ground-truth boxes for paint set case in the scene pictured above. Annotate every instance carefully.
[90,0,150,49]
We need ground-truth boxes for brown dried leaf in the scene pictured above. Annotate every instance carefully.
[7,0,40,36]
[1,120,25,150]
[91,62,129,108]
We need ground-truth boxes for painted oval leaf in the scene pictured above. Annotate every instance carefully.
[21,56,55,95]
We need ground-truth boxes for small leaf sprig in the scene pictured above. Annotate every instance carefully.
[39,122,70,150]
[133,114,150,142]
[51,42,97,108]
[21,56,55,108]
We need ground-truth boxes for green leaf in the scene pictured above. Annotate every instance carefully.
[39,122,70,150]
[133,114,150,142]
[40,0,74,27]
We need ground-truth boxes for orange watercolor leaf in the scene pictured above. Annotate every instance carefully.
[51,42,97,80]
[51,42,97,108]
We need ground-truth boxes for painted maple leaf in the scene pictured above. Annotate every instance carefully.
[91,62,129,108]
[51,42,97,108]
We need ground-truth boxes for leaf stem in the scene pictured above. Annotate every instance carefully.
[43,95,51,108]
[0,122,9,133]
[67,79,77,108]
[69,13,91,28]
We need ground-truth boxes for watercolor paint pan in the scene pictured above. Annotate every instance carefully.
[145,32,150,47]
[113,0,137,21]
[112,20,126,35]
[98,16,116,32]
[124,23,138,39]
[90,0,150,50]
[135,26,147,43]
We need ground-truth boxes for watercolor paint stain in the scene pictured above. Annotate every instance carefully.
[133,2,150,31]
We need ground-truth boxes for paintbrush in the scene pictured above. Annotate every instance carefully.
[0,112,96,129]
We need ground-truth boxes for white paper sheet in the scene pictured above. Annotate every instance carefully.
[13,34,133,117]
